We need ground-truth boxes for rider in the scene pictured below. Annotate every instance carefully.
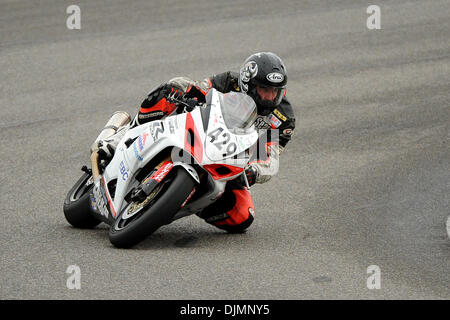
[97,52,296,233]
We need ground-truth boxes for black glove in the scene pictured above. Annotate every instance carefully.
[235,165,258,187]
[166,86,184,101]
[171,95,198,113]
[145,84,179,105]
[161,85,199,113]
[245,165,258,186]
[181,97,199,112]
[184,85,207,102]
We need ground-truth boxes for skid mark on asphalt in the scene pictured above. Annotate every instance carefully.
[174,236,198,248]
[312,276,332,284]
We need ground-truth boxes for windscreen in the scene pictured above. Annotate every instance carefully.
[206,90,257,133]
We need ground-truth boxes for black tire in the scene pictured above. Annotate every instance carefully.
[63,171,101,229]
[109,167,195,248]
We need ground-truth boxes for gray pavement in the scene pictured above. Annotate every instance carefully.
[0,0,449,299]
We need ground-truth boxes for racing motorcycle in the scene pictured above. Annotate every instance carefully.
[63,88,260,248]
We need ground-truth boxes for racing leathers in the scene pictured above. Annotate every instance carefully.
[131,72,295,232]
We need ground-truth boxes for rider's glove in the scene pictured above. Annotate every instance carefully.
[243,165,258,187]
[166,86,184,102]
[179,97,199,113]
[172,95,198,113]
[165,87,198,112]
[184,85,207,103]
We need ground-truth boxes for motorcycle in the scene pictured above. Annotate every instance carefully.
[63,88,261,248]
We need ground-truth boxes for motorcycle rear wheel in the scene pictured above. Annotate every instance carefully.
[108,166,195,248]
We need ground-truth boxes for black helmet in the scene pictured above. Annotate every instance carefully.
[238,52,287,115]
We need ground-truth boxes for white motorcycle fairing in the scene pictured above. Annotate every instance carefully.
[89,89,260,224]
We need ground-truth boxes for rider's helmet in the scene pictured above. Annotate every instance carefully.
[238,52,287,115]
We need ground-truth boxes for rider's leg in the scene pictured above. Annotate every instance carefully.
[197,182,255,233]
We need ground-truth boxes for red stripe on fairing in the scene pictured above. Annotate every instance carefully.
[102,176,117,217]
[184,113,203,163]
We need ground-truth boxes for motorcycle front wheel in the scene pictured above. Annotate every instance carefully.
[108,166,195,248]
[63,170,102,229]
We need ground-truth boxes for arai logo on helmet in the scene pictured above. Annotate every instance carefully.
[266,72,284,83]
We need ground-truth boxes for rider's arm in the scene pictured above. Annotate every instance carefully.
[132,84,180,127]
[249,98,296,184]
[276,97,296,153]
[132,77,209,127]
[249,140,281,184]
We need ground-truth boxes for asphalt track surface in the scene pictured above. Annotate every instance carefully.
[1,0,449,300]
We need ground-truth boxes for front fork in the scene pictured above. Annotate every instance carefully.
[130,155,200,203]
[131,157,174,202]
